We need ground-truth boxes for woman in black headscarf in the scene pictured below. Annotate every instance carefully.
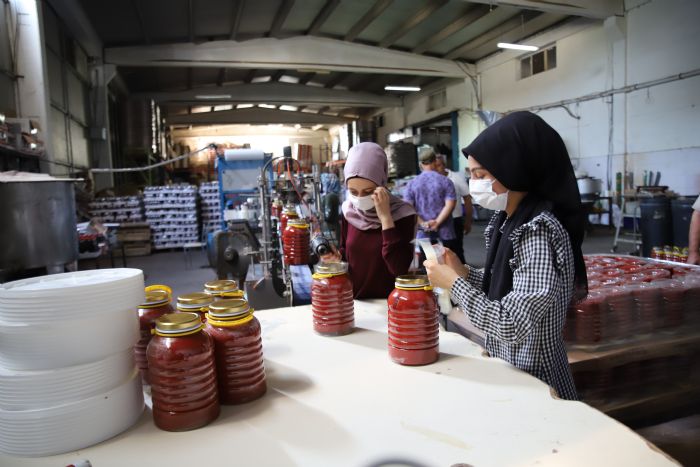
[424,111,587,400]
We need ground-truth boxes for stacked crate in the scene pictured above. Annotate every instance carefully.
[116,223,152,257]
[144,185,200,249]
[200,181,222,234]
[89,196,145,224]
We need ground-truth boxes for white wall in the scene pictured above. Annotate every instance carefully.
[172,124,331,163]
[477,0,700,196]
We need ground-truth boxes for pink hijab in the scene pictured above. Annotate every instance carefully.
[341,142,416,230]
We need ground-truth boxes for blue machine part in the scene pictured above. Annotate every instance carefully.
[216,153,273,230]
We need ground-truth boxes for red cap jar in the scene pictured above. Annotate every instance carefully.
[135,285,174,383]
[283,219,310,266]
[387,275,439,366]
[147,312,220,431]
[573,290,606,344]
[177,292,213,322]
[603,285,634,340]
[205,299,267,405]
[311,262,355,336]
[628,283,661,333]
[204,279,245,300]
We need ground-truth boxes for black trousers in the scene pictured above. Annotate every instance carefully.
[450,216,466,264]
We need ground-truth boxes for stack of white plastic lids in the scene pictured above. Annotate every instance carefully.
[0,269,146,457]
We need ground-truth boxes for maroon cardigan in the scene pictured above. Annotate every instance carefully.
[339,214,416,299]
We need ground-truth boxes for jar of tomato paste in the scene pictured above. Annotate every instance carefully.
[283,219,310,266]
[279,205,299,234]
[387,275,439,366]
[204,279,245,300]
[135,285,174,383]
[147,312,220,431]
[311,262,354,336]
[205,299,267,405]
[177,292,213,322]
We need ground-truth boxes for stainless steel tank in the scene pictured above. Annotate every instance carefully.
[0,180,78,272]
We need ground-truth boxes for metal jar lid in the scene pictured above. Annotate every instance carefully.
[204,280,239,293]
[314,261,348,275]
[155,312,202,334]
[208,298,251,319]
[395,274,430,288]
[177,292,213,309]
[287,219,309,228]
[141,290,169,307]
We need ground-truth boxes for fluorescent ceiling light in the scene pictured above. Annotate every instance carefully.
[195,94,232,99]
[497,42,539,51]
[279,105,298,111]
[294,124,301,129]
[258,104,276,109]
[384,85,421,92]
[311,124,323,131]
[236,104,254,109]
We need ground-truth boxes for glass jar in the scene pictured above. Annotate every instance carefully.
[279,205,299,234]
[205,299,267,405]
[573,290,606,344]
[177,292,213,322]
[658,279,685,328]
[135,285,174,383]
[387,275,439,366]
[311,262,354,336]
[283,219,310,266]
[603,285,634,340]
[147,312,220,431]
[204,279,245,300]
[628,283,661,333]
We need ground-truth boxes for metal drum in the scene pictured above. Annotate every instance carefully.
[0,180,78,272]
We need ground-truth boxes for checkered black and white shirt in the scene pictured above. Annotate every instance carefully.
[450,211,578,400]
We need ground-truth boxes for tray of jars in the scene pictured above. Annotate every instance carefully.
[564,255,700,350]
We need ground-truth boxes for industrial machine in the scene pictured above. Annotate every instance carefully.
[208,146,332,310]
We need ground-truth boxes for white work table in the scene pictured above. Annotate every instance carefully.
[1,300,676,467]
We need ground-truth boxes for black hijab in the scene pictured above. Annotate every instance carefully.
[462,111,588,303]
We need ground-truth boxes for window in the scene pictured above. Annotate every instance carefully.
[519,45,557,79]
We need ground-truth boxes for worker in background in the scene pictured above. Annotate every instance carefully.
[403,149,458,255]
[423,112,587,400]
[688,195,700,265]
[323,142,416,298]
[435,153,473,264]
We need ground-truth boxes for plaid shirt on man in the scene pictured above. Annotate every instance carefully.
[450,211,579,400]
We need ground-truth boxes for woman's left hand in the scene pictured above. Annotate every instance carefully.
[424,260,460,290]
[372,187,392,221]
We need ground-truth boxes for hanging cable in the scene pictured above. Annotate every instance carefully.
[89,144,215,173]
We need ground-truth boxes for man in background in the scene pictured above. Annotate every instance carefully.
[404,149,457,254]
[435,154,472,264]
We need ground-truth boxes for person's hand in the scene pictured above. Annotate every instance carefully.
[426,219,438,231]
[442,248,469,277]
[320,244,342,263]
[463,223,472,235]
[689,251,700,265]
[372,187,392,222]
[424,259,460,290]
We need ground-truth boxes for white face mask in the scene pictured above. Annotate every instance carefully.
[347,191,375,211]
[469,178,509,211]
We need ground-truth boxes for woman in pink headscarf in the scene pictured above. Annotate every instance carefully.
[326,142,416,298]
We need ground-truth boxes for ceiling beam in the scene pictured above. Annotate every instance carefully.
[244,69,257,83]
[298,72,316,84]
[229,0,245,40]
[458,0,622,19]
[269,0,295,38]
[379,0,448,48]
[130,0,149,44]
[412,4,491,54]
[105,36,473,78]
[271,70,285,82]
[166,107,352,125]
[444,12,531,60]
[324,72,349,89]
[140,82,402,107]
[217,68,226,86]
[345,0,394,42]
[307,0,340,35]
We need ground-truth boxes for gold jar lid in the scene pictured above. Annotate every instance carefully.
[287,219,309,228]
[208,298,251,319]
[395,275,430,288]
[141,290,169,306]
[204,280,239,293]
[283,206,298,215]
[155,312,202,334]
[177,292,213,310]
[314,261,348,275]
